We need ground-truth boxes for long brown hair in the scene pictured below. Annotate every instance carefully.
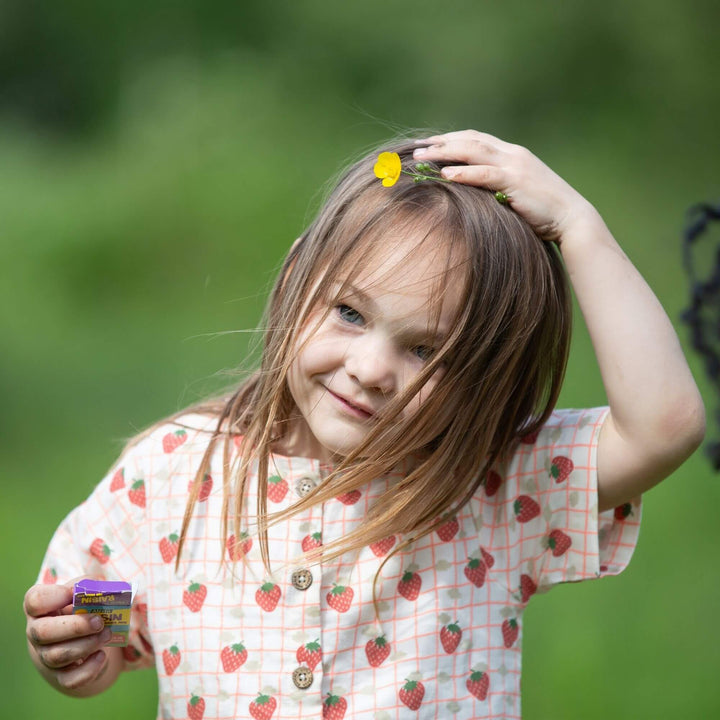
[168,138,572,573]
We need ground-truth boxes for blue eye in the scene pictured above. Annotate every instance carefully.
[337,304,364,325]
[413,345,436,362]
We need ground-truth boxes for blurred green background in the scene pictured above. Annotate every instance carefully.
[3,1,719,718]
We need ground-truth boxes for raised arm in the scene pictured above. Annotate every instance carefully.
[414,130,705,511]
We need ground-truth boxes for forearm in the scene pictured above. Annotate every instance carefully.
[560,205,705,503]
[28,640,125,698]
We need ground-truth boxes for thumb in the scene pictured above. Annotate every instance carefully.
[24,575,96,619]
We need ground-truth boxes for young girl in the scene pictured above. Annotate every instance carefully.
[24,130,704,719]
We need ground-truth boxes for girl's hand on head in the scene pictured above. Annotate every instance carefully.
[413,130,599,245]
[24,580,112,692]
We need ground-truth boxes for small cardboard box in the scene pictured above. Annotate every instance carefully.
[72,579,134,647]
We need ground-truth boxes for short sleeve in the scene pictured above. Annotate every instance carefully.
[499,407,642,595]
[37,435,157,670]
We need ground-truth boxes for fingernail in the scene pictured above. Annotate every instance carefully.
[441,168,458,179]
[100,627,112,643]
[413,148,427,157]
[90,616,104,631]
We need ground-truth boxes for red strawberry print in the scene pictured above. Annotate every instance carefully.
[162,644,181,675]
[327,584,354,613]
[188,473,213,502]
[481,547,495,569]
[90,538,112,564]
[436,516,459,542]
[188,694,205,720]
[502,618,519,647]
[42,567,57,584]
[365,635,391,667]
[466,670,490,700]
[162,429,187,454]
[159,532,179,563]
[398,570,422,600]
[297,639,322,670]
[122,644,142,663]
[221,642,248,672]
[484,470,502,497]
[323,693,347,720]
[227,532,252,560]
[128,479,146,507]
[548,529,572,557]
[550,455,574,483]
[302,532,323,552]
[440,621,462,653]
[519,574,537,603]
[110,467,125,492]
[464,557,486,588]
[399,679,425,711]
[256,582,281,612]
[183,581,207,612]
[199,473,213,501]
[249,693,276,720]
[266,474,289,503]
[336,489,362,505]
[514,495,541,523]
[369,535,396,557]
[520,429,539,444]
[614,502,633,521]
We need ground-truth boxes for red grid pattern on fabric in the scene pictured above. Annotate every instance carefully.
[38,407,641,719]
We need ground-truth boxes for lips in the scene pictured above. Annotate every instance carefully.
[325,388,376,418]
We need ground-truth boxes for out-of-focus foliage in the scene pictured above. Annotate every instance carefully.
[2,1,719,718]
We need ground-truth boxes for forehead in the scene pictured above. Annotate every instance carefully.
[338,228,468,325]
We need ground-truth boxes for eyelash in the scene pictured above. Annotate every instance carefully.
[413,345,436,362]
[336,304,437,363]
[337,303,364,325]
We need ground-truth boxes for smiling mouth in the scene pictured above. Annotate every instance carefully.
[325,388,375,419]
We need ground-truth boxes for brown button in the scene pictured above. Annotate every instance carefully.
[291,568,313,591]
[294,474,319,498]
[292,665,313,689]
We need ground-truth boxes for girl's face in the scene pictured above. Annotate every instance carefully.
[284,232,465,462]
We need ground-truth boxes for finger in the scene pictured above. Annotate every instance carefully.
[415,129,512,151]
[414,137,509,168]
[28,612,106,647]
[439,164,506,191]
[37,627,113,670]
[36,627,113,669]
[24,584,74,619]
[54,650,108,691]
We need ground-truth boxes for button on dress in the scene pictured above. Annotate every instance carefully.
[38,408,641,719]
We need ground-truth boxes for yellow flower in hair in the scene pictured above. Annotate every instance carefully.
[374,152,402,187]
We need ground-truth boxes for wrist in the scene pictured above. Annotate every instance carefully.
[556,201,611,254]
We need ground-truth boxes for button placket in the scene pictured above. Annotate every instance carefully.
[285,469,324,706]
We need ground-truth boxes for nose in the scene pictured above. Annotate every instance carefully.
[344,334,397,395]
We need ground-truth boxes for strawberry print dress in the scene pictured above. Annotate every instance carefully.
[38,407,641,719]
